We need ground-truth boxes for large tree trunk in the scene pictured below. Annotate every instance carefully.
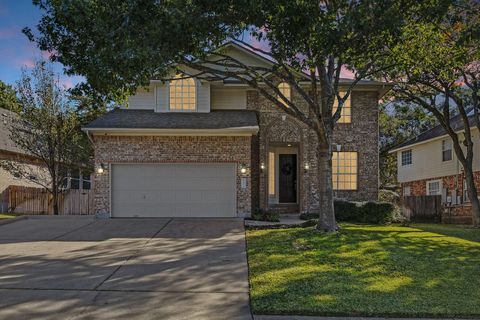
[464,166,480,227]
[316,147,337,232]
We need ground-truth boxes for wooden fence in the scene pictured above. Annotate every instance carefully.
[7,185,94,215]
[402,195,442,222]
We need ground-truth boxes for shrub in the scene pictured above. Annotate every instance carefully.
[299,212,318,220]
[335,200,395,224]
[251,208,280,222]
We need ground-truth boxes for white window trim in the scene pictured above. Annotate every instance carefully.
[403,186,411,196]
[167,77,198,112]
[441,139,453,162]
[426,179,442,196]
[401,149,413,166]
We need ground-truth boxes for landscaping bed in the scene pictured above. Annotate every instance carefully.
[246,223,480,317]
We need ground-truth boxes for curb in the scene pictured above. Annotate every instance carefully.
[0,215,27,226]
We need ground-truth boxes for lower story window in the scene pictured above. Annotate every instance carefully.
[427,180,441,195]
[403,186,411,196]
[333,151,357,190]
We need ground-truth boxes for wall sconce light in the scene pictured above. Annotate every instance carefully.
[97,163,107,174]
[240,165,247,174]
[336,144,342,152]
[260,163,265,172]
[304,163,310,172]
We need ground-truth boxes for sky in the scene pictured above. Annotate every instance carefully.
[0,0,82,88]
[0,1,353,90]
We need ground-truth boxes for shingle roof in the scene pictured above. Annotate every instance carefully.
[392,111,478,151]
[83,109,259,130]
[0,107,25,155]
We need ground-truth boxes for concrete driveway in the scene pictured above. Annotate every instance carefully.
[0,216,251,320]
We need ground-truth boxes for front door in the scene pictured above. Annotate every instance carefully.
[279,154,297,203]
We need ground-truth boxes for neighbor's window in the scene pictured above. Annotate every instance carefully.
[332,151,357,190]
[332,92,351,123]
[169,75,196,111]
[401,149,412,166]
[427,180,441,196]
[403,186,411,196]
[277,82,291,107]
[442,139,452,162]
[268,152,275,195]
[463,179,470,203]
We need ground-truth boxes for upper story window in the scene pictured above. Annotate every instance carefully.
[333,92,351,123]
[442,139,452,162]
[277,82,291,107]
[169,75,196,111]
[401,149,412,166]
[332,151,357,190]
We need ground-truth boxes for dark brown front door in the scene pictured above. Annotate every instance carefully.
[279,154,297,203]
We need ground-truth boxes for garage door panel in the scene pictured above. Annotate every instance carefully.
[112,163,236,217]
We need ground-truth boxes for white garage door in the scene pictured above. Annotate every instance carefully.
[111,163,237,218]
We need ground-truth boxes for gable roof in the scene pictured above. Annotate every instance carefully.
[83,109,259,134]
[390,110,478,152]
[0,107,26,155]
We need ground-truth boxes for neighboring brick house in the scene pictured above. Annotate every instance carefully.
[390,111,480,223]
[83,42,390,218]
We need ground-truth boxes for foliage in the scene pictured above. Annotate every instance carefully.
[25,0,453,231]
[300,200,395,224]
[379,101,436,187]
[246,223,480,317]
[0,80,20,113]
[380,0,480,226]
[251,208,280,222]
[334,200,395,224]
[0,61,90,215]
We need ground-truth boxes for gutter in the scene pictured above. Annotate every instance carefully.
[81,126,260,136]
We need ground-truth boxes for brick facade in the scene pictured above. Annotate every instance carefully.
[247,89,379,214]
[92,90,380,217]
[401,171,480,224]
[93,135,252,217]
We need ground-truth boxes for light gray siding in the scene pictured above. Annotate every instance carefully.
[211,88,247,110]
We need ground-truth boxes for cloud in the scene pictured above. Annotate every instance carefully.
[17,58,35,68]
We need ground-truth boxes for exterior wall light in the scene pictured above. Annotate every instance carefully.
[240,165,247,174]
[260,163,265,171]
[304,163,310,173]
[97,163,107,174]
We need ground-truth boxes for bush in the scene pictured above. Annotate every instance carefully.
[299,212,318,220]
[335,200,395,224]
[251,208,280,222]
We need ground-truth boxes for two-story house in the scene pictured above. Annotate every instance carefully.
[390,111,480,223]
[83,42,390,218]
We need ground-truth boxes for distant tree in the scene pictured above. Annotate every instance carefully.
[379,102,436,188]
[0,80,20,113]
[382,0,480,226]
[26,0,451,231]
[0,61,89,215]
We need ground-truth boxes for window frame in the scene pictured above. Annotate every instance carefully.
[403,186,411,196]
[332,91,352,124]
[168,75,197,112]
[426,179,442,196]
[441,139,453,162]
[277,82,291,107]
[332,151,358,191]
[401,149,413,166]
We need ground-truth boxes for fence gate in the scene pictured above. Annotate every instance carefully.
[402,195,442,222]
[7,185,94,215]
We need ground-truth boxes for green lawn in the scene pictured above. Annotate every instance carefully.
[0,213,16,219]
[246,223,480,317]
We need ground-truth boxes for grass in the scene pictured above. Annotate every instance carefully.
[246,223,480,317]
[0,213,17,219]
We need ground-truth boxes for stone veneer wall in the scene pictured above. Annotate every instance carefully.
[247,89,379,214]
[93,135,252,217]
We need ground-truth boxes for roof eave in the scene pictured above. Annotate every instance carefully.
[82,126,260,136]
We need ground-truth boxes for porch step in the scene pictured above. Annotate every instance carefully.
[268,204,299,214]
